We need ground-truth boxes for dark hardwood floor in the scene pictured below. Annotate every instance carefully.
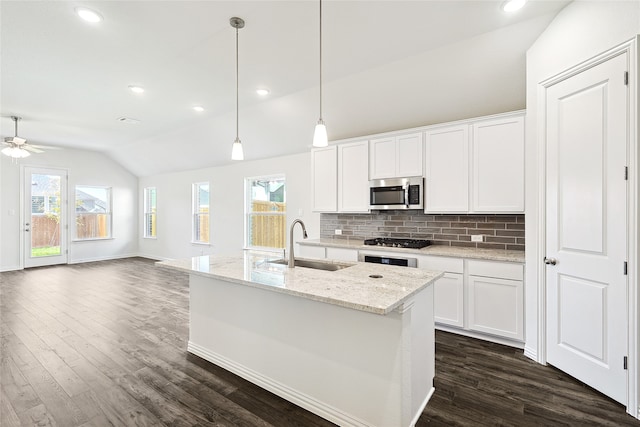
[1,257,638,426]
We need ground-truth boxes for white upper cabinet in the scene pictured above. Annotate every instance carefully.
[370,132,423,179]
[338,141,370,213]
[424,125,469,213]
[311,146,337,212]
[424,112,524,214]
[472,116,525,212]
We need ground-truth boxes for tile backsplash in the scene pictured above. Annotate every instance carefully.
[320,211,525,251]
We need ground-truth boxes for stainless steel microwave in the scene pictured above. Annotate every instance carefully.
[369,177,424,210]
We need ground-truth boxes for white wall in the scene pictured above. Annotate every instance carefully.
[524,1,640,359]
[0,149,138,270]
[138,152,319,261]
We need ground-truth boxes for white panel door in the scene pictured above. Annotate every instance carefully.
[472,115,524,212]
[338,141,369,212]
[23,167,68,268]
[311,146,337,212]
[545,53,628,404]
[424,125,469,212]
[396,133,423,177]
[369,137,396,179]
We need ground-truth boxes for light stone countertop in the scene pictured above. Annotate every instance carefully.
[157,252,443,316]
[299,238,525,263]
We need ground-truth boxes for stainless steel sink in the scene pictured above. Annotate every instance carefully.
[269,258,353,271]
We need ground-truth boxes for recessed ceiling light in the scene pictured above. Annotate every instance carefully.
[193,106,205,112]
[128,85,145,94]
[502,0,526,12]
[75,7,103,23]
[256,88,270,96]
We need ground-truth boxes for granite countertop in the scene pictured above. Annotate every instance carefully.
[299,238,525,263]
[157,252,443,316]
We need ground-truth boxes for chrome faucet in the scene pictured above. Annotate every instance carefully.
[288,219,308,268]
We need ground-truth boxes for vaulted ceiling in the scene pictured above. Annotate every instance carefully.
[1,1,570,176]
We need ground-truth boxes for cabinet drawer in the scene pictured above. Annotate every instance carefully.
[467,259,523,281]
[326,247,359,262]
[417,255,463,273]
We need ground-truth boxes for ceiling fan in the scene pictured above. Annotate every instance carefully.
[2,116,56,158]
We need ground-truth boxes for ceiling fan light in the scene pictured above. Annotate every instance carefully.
[231,138,244,161]
[313,120,328,147]
[2,146,30,158]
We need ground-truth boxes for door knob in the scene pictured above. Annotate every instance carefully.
[544,257,558,265]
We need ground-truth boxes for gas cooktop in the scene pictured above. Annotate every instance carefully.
[363,238,431,249]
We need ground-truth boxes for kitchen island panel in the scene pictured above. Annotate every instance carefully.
[188,273,434,427]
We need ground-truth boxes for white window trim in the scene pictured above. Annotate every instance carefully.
[74,185,113,241]
[244,174,286,250]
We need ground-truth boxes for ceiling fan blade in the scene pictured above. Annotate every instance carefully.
[23,145,44,153]
[28,143,61,150]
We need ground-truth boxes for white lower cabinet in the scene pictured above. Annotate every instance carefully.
[434,273,464,328]
[298,244,524,345]
[467,260,524,341]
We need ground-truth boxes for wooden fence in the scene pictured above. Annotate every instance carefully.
[31,214,109,248]
[250,200,286,248]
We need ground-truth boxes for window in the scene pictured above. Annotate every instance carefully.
[245,175,286,249]
[192,182,210,243]
[144,187,157,238]
[75,186,112,240]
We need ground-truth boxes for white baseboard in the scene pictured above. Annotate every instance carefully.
[135,252,170,261]
[435,325,525,349]
[0,265,21,272]
[410,386,435,427]
[188,341,372,427]
[523,345,539,362]
[68,253,139,264]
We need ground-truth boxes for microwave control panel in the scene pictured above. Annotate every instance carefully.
[408,185,421,204]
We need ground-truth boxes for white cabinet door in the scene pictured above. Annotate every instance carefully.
[467,275,524,341]
[424,125,469,212]
[369,137,396,179]
[434,273,464,328]
[311,146,337,212]
[338,141,369,213]
[396,133,423,177]
[326,247,359,262]
[472,116,524,212]
[298,245,326,259]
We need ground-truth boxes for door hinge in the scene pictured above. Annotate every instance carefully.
[625,166,629,180]
[624,261,628,275]
[624,356,628,370]
[624,71,629,85]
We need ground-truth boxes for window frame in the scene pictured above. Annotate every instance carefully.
[191,182,210,244]
[143,187,157,239]
[74,185,113,241]
[244,174,286,251]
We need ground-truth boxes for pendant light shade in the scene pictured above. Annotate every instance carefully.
[230,17,245,160]
[312,0,328,148]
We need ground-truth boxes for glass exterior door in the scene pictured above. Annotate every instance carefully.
[23,167,67,267]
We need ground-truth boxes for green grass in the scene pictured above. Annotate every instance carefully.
[31,246,61,257]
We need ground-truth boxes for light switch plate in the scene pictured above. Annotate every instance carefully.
[471,234,483,242]
[334,229,342,235]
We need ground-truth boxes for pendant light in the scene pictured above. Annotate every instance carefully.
[312,0,328,147]
[230,17,245,160]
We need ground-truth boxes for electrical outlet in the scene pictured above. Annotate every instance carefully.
[334,229,342,235]
[471,234,483,242]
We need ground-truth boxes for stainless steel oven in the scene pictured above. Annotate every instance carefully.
[369,177,424,210]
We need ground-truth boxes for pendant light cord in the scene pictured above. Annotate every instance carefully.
[235,25,239,140]
[319,0,323,120]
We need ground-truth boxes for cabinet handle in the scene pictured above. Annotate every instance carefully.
[544,257,558,265]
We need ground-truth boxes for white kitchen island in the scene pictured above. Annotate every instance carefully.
[158,252,442,427]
